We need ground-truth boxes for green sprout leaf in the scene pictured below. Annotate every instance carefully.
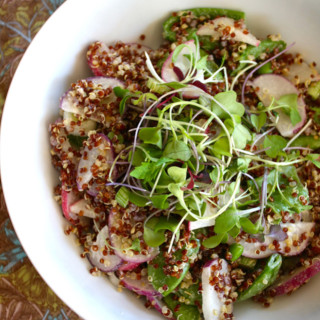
[276,94,301,126]
[163,140,192,161]
[211,91,245,119]
[251,113,267,132]
[232,123,252,149]
[139,127,162,148]
[203,233,227,248]
[214,208,238,234]
[167,166,187,184]
[263,135,287,158]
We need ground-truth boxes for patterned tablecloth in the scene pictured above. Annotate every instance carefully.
[0,1,82,319]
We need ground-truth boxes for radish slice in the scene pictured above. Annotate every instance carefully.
[202,258,233,320]
[182,84,206,99]
[147,296,175,320]
[69,198,97,219]
[87,225,123,272]
[231,222,315,259]
[251,74,306,137]
[118,261,141,271]
[61,187,79,221]
[197,17,260,47]
[63,111,96,136]
[283,61,320,85]
[120,269,161,297]
[278,222,315,256]
[77,133,116,191]
[60,76,124,123]
[161,40,196,83]
[109,207,159,263]
[268,256,320,296]
[87,41,152,80]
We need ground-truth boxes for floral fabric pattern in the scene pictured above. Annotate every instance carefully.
[0,1,83,319]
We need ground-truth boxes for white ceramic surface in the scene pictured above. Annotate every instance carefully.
[1,0,320,319]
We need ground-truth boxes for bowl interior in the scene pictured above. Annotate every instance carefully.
[1,0,320,319]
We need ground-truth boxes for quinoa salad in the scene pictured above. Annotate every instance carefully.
[49,7,320,320]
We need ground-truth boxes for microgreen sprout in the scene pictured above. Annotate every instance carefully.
[109,35,315,256]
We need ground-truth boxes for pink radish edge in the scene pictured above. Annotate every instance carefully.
[147,296,175,320]
[268,255,320,296]
[120,270,161,297]
[229,222,315,259]
[61,186,79,222]
[87,225,123,273]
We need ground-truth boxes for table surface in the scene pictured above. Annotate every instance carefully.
[0,1,83,319]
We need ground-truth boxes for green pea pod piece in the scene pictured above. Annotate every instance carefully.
[67,135,87,150]
[257,61,273,74]
[308,81,320,100]
[238,256,257,270]
[229,243,244,262]
[176,282,202,305]
[232,39,287,75]
[291,135,320,149]
[237,253,282,301]
[164,294,201,320]
[148,239,200,296]
[163,8,245,42]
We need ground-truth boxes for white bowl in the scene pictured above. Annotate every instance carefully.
[1,0,320,319]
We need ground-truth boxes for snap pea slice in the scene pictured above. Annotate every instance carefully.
[308,81,320,100]
[237,253,282,301]
[257,61,273,74]
[163,8,245,42]
[176,282,202,305]
[232,39,287,75]
[238,256,257,270]
[148,238,200,296]
[229,243,244,262]
[164,294,201,320]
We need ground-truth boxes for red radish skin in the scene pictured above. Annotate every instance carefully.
[202,258,233,320]
[87,225,123,272]
[197,17,260,47]
[268,256,320,296]
[61,187,79,221]
[76,133,116,191]
[251,74,306,137]
[118,261,141,271]
[120,270,161,297]
[108,208,159,263]
[147,296,175,320]
[231,222,315,259]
